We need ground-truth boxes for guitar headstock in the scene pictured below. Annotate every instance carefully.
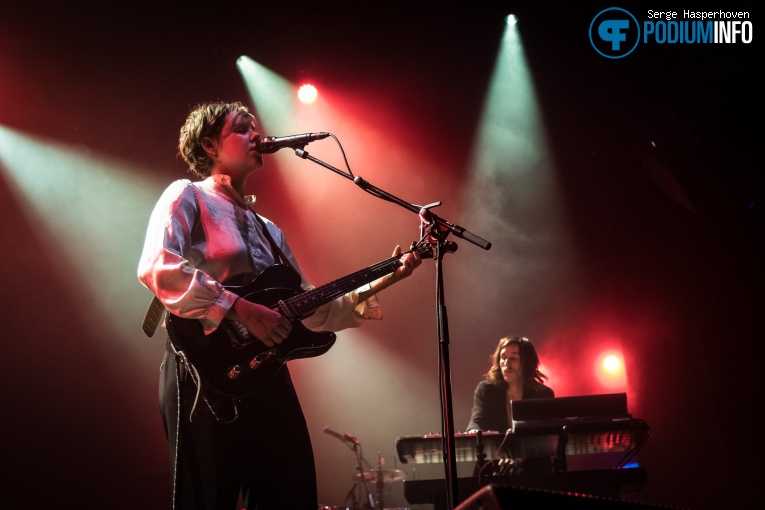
[411,239,458,260]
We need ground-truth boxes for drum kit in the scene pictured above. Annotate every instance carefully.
[318,468,409,510]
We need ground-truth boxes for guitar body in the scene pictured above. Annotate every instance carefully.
[165,264,336,398]
[163,242,433,398]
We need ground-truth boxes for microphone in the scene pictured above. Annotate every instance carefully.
[323,426,359,445]
[257,132,330,154]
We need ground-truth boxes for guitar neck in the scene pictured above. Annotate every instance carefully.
[282,254,404,319]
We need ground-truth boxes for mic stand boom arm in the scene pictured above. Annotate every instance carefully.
[294,148,491,509]
[295,149,491,251]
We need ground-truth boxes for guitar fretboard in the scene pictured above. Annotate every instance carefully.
[283,255,403,319]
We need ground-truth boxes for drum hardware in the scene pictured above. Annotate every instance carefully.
[324,426,408,509]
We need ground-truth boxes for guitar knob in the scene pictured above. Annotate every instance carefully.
[227,365,243,379]
[249,349,277,370]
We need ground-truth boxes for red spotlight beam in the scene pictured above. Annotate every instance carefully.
[288,141,491,509]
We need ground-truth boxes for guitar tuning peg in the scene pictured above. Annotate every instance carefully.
[444,241,459,253]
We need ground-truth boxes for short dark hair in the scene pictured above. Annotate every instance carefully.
[178,101,252,178]
[485,336,548,388]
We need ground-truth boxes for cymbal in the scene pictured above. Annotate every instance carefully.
[353,469,406,484]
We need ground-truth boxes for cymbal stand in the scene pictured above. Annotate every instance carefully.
[352,442,375,509]
[373,453,387,509]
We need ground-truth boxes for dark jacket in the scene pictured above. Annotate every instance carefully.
[466,380,554,432]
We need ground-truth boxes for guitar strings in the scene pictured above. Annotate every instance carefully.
[283,245,428,318]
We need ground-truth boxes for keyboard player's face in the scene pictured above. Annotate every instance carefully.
[500,344,522,385]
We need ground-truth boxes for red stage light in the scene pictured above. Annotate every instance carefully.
[603,354,621,372]
[595,351,627,390]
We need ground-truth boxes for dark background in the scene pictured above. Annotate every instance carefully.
[1,1,760,509]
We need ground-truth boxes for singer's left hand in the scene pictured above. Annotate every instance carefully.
[356,245,423,304]
[392,244,422,281]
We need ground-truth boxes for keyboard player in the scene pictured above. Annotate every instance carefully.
[466,336,554,475]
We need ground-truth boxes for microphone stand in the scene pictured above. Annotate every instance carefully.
[294,148,491,509]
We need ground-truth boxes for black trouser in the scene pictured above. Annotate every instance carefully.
[159,346,318,509]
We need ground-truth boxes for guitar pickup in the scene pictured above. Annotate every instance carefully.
[223,320,254,349]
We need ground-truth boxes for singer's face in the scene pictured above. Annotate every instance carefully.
[216,112,263,178]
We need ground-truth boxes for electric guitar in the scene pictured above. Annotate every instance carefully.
[165,242,433,398]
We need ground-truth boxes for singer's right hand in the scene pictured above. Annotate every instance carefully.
[226,298,292,346]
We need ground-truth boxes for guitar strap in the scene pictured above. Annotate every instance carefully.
[253,212,295,271]
[142,295,166,337]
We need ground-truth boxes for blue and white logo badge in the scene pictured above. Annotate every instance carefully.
[589,7,641,58]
